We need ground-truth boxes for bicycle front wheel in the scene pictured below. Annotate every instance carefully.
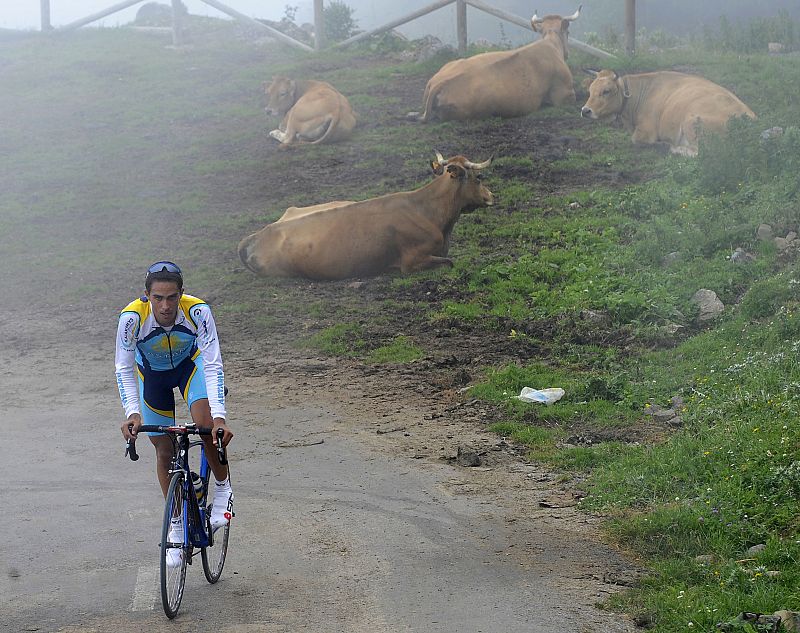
[161,471,188,618]
[201,510,230,583]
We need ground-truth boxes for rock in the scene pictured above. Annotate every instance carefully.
[760,127,784,142]
[579,309,611,325]
[787,231,797,242]
[757,223,775,241]
[663,251,682,266]
[768,42,785,54]
[653,408,678,423]
[746,543,767,556]
[765,570,781,578]
[718,613,781,633]
[774,610,800,632]
[456,445,481,467]
[568,201,581,210]
[671,395,685,409]
[775,237,793,252]
[692,289,724,322]
[694,554,715,565]
[730,247,755,264]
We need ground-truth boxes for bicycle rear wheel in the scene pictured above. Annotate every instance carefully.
[161,471,188,618]
[201,505,230,583]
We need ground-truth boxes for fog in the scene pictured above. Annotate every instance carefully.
[3,0,800,45]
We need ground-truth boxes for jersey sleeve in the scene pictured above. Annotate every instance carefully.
[192,304,227,420]
[115,311,141,418]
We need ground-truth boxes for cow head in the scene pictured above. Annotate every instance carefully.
[531,5,580,58]
[431,152,494,210]
[265,76,297,117]
[581,69,626,120]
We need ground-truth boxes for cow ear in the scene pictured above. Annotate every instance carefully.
[430,160,444,175]
[561,19,570,31]
[446,164,466,180]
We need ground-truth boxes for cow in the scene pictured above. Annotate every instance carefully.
[265,76,357,147]
[237,153,494,280]
[580,69,756,156]
[407,7,581,122]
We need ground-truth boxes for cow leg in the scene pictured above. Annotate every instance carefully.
[548,73,576,106]
[269,129,288,142]
[400,251,453,273]
[631,125,658,146]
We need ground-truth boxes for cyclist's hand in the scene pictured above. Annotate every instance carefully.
[122,413,142,440]
[212,418,233,447]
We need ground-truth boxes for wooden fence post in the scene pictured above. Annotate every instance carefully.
[40,0,52,31]
[456,0,467,56]
[171,0,184,46]
[314,0,325,51]
[625,0,636,55]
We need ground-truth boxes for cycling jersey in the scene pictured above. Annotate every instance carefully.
[115,294,226,421]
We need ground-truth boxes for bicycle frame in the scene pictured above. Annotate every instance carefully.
[127,424,227,551]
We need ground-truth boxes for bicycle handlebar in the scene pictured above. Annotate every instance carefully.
[125,424,228,465]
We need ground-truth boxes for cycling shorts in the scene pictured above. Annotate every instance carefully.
[137,351,208,434]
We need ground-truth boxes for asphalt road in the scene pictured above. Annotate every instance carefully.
[2,324,632,633]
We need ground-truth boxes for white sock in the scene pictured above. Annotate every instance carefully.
[214,477,230,489]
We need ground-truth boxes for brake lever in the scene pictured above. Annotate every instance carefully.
[126,425,139,461]
[216,428,228,466]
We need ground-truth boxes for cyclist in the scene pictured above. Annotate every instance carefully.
[115,261,234,565]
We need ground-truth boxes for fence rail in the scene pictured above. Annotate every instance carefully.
[39,0,624,58]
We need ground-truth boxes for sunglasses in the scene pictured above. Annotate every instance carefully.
[146,261,182,276]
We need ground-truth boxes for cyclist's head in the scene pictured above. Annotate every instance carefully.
[145,260,183,292]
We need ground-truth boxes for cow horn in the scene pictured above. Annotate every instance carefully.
[564,5,581,21]
[435,150,447,165]
[583,68,599,77]
[464,156,493,170]
[531,10,542,24]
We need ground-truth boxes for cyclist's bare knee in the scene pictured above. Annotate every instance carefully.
[190,398,213,428]
[150,434,174,463]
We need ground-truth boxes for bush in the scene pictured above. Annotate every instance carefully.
[740,272,800,320]
[696,118,800,194]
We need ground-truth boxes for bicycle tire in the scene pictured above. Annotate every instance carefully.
[201,479,230,583]
[161,471,188,619]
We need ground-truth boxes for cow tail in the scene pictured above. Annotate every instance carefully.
[308,97,342,145]
[309,116,336,145]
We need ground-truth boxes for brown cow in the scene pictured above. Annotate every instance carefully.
[408,7,581,122]
[238,153,494,280]
[581,70,756,156]
[265,76,357,147]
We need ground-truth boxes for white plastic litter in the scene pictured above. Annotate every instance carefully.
[516,387,565,405]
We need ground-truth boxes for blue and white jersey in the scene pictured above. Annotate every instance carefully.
[115,294,226,419]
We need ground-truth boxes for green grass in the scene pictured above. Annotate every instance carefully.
[298,323,366,356]
[365,335,424,364]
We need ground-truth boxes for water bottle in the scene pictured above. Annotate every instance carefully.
[191,471,204,502]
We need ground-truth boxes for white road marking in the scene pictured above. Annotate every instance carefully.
[130,566,157,611]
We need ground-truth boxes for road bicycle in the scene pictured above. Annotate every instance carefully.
[126,423,230,619]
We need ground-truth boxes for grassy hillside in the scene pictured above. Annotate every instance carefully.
[1,20,798,632]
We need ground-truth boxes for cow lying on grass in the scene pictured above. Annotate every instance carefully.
[265,76,357,147]
[238,153,494,280]
[581,69,756,156]
[408,7,581,122]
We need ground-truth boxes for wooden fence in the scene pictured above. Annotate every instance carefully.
[39,0,630,58]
